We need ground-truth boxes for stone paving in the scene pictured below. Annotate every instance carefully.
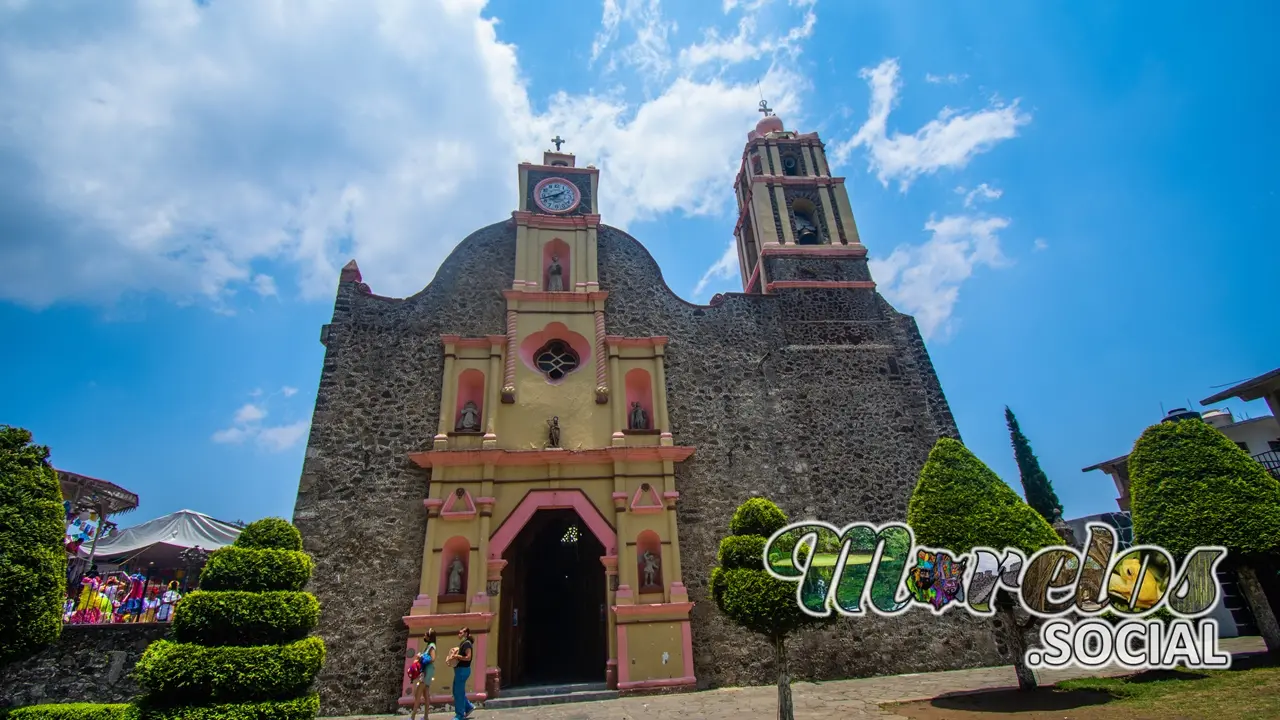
[326,636,1266,720]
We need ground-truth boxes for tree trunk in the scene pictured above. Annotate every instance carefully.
[773,634,794,720]
[998,603,1039,690]
[1236,563,1280,654]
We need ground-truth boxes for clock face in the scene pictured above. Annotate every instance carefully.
[535,179,580,213]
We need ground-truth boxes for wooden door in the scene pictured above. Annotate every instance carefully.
[498,555,528,688]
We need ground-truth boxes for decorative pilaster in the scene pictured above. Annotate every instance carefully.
[502,310,517,403]
[594,310,609,404]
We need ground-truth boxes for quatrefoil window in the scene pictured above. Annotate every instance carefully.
[534,340,580,381]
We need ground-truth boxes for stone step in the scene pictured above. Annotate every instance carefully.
[482,683,617,710]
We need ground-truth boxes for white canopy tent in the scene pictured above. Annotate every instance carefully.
[78,509,242,569]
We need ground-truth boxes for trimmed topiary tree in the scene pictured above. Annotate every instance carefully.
[133,517,324,720]
[1128,417,1280,655]
[0,425,68,665]
[908,437,1061,690]
[709,497,830,720]
[1005,407,1063,523]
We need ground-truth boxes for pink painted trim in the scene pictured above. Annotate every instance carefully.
[745,263,761,293]
[680,619,695,681]
[606,335,668,349]
[532,177,582,214]
[486,559,507,580]
[519,163,601,175]
[412,594,432,610]
[503,310,517,399]
[398,691,487,707]
[629,484,663,514]
[400,635,418,699]
[766,280,876,292]
[440,488,477,519]
[599,555,618,572]
[750,174,841,187]
[759,245,867,259]
[615,624,630,685]
[503,289,610,303]
[662,491,680,502]
[511,211,601,230]
[423,498,444,511]
[593,310,608,393]
[440,335,507,349]
[488,489,618,559]
[409,445,696,469]
[618,676,697,691]
[402,611,495,631]
[613,601,695,619]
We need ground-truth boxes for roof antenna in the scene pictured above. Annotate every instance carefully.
[1159,401,1165,416]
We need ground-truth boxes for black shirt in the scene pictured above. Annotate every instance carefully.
[456,639,473,668]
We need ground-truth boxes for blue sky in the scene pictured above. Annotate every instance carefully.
[1,0,1277,528]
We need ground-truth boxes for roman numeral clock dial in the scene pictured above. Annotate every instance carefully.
[534,178,581,214]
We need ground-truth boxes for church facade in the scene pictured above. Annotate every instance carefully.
[293,112,1004,715]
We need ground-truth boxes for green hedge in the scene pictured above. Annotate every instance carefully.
[171,591,319,647]
[233,518,304,553]
[710,566,811,636]
[1129,419,1280,557]
[717,535,766,571]
[133,637,325,705]
[135,694,319,720]
[199,547,314,593]
[907,437,1062,555]
[0,426,68,664]
[2,705,136,720]
[728,497,788,538]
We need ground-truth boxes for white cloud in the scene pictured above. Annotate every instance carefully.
[251,273,277,297]
[833,59,1032,191]
[870,214,1011,340]
[692,239,740,297]
[233,403,266,424]
[257,420,310,452]
[925,72,968,85]
[1033,237,1049,251]
[212,390,306,451]
[0,0,819,308]
[957,182,1002,208]
[679,1,816,70]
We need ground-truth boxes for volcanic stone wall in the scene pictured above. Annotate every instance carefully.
[0,624,170,709]
[293,220,1004,715]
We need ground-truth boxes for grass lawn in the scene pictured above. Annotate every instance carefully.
[887,656,1280,720]
[770,552,876,568]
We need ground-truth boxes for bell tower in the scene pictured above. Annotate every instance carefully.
[732,101,869,293]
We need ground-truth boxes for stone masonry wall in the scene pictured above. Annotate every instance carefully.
[295,221,1005,714]
[0,624,169,709]
[596,227,1002,688]
[292,221,515,716]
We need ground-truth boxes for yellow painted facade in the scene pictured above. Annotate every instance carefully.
[400,150,697,704]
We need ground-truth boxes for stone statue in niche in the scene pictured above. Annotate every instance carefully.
[547,416,561,448]
[793,210,820,244]
[628,402,650,430]
[546,255,564,292]
[446,555,466,595]
[456,401,480,432]
[641,550,661,589]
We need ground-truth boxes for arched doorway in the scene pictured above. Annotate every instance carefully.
[498,508,607,687]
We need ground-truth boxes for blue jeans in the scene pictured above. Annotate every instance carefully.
[452,665,473,718]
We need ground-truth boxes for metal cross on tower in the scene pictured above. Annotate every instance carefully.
[757,99,772,116]
[551,135,566,151]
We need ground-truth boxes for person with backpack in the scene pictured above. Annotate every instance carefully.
[409,629,437,720]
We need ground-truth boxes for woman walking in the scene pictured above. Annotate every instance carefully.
[447,627,475,720]
[409,630,437,720]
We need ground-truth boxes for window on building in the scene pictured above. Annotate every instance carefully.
[534,340,580,381]
[1268,440,1280,453]
[1236,441,1250,453]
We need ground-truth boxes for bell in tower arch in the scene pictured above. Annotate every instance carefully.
[791,200,822,245]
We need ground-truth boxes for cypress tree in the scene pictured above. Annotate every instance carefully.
[1005,406,1063,523]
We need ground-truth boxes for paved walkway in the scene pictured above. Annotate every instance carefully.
[327,636,1266,720]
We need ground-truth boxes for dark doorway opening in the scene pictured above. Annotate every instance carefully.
[499,509,607,688]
